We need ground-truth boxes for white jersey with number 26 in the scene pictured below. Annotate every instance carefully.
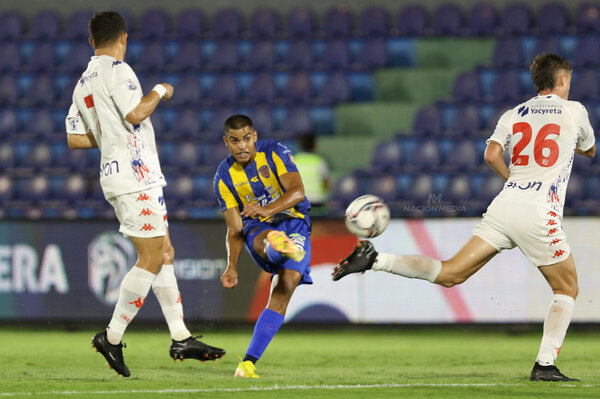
[488,94,595,216]
[65,55,165,199]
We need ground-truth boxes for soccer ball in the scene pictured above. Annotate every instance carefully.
[344,195,390,238]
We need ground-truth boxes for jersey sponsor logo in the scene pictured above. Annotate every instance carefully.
[137,193,151,201]
[532,107,562,115]
[88,231,137,306]
[128,297,145,308]
[506,181,542,191]
[259,165,270,179]
[140,223,156,231]
[550,238,561,246]
[100,161,120,177]
[552,249,566,258]
[517,106,529,117]
[79,72,97,86]
[139,208,153,216]
[112,60,122,67]
[125,79,137,90]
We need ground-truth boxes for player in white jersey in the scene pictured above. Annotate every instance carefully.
[65,11,224,377]
[332,53,595,382]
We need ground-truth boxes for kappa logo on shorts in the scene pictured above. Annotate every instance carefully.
[547,228,558,236]
[140,223,156,231]
[547,211,557,217]
[139,208,153,216]
[546,220,557,226]
[137,193,151,201]
[552,249,566,258]
[550,238,561,246]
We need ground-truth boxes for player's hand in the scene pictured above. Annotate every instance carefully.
[160,83,174,101]
[221,267,238,289]
[240,203,271,219]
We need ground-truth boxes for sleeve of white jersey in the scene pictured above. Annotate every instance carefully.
[576,103,595,152]
[109,63,142,120]
[486,110,512,151]
[65,103,88,135]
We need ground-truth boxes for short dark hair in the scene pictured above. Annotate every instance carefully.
[224,114,253,134]
[530,53,572,93]
[298,133,316,151]
[89,11,127,49]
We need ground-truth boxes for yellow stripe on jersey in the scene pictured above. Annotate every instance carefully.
[272,151,289,176]
[255,152,282,197]
[218,179,238,209]
[229,162,255,206]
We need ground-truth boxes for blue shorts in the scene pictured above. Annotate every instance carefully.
[244,216,313,285]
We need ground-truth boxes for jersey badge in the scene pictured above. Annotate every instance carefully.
[126,79,137,90]
[259,165,270,179]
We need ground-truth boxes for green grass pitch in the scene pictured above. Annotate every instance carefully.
[1,326,599,398]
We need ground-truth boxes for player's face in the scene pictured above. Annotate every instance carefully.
[224,126,258,166]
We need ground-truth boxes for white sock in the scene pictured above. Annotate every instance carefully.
[372,252,442,283]
[152,265,191,341]
[107,266,156,345]
[536,294,575,366]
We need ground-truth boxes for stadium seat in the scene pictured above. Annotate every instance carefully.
[167,175,195,203]
[283,71,311,104]
[65,9,93,39]
[205,107,236,136]
[57,174,87,202]
[175,9,206,39]
[396,5,429,36]
[212,8,243,38]
[61,42,94,74]
[249,8,280,38]
[30,10,61,40]
[330,174,361,208]
[370,139,403,172]
[169,74,202,107]
[285,7,316,38]
[320,39,350,70]
[139,8,170,39]
[169,142,201,172]
[0,43,22,73]
[565,174,585,208]
[452,71,481,103]
[247,74,276,105]
[0,143,15,171]
[492,37,522,67]
[531,36,562,61]
[432,3,464,36]
[25,74,55,107]
[246,40,276,71]
[0,108,18,137]
[0,175,13,203]
[447,140,480,172]
[204,142,233,168]
[405,174,435,204]
[477,175,505,203]
[173,41,202,71]
[501,3,532,35]
[28,108,57,138]
[174,108,202,138]
[575,4,600,34]
[412,106,442,136]
[407,139,442,171]
[450,104,482,136]
[247,107,274,136]
[491,70,522,103]
[323,5,354,37]
[355,38,388,70]
[0,74,18,106]
[347,71,375,102]
[284,106,311,137]
[444,174,472,203]
[316,72,350,105]
[0,11,24,41]
[282,40,312,70]
[207,40,239,71]
[207,74,238,105]
[358,6,391,37]
[536,3,569,35]
[570,69,599,101]
[572,35,600,67]
[365,174,398,203]
[467,3,498,36]
[135,41,166,72]
[18,176,50,202]
[28,42,57,72]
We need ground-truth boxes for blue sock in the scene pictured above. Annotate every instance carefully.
[245,308,285,362]
[266,241,285,264]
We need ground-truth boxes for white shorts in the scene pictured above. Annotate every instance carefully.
[472,198,570,267]
[107,186,168,238]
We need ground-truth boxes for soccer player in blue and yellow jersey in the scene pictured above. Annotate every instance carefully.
[214,114,312,378]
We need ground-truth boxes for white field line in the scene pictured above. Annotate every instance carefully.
[1,382,598,396]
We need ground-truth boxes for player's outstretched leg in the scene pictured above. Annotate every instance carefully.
[332,240,377,281]
[169,335,226,362]
[266,231,305,262]
[530,362,579,382]
[91,331,130,377]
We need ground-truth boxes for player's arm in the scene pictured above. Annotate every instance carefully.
[125,83,173,125]
[221,207,245,289]
[576,144,596,158]
[484,141,509,181]
[241,171,305,219]
[67,132,97,149]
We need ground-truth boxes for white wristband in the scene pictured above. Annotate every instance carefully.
[152,84,167,99]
